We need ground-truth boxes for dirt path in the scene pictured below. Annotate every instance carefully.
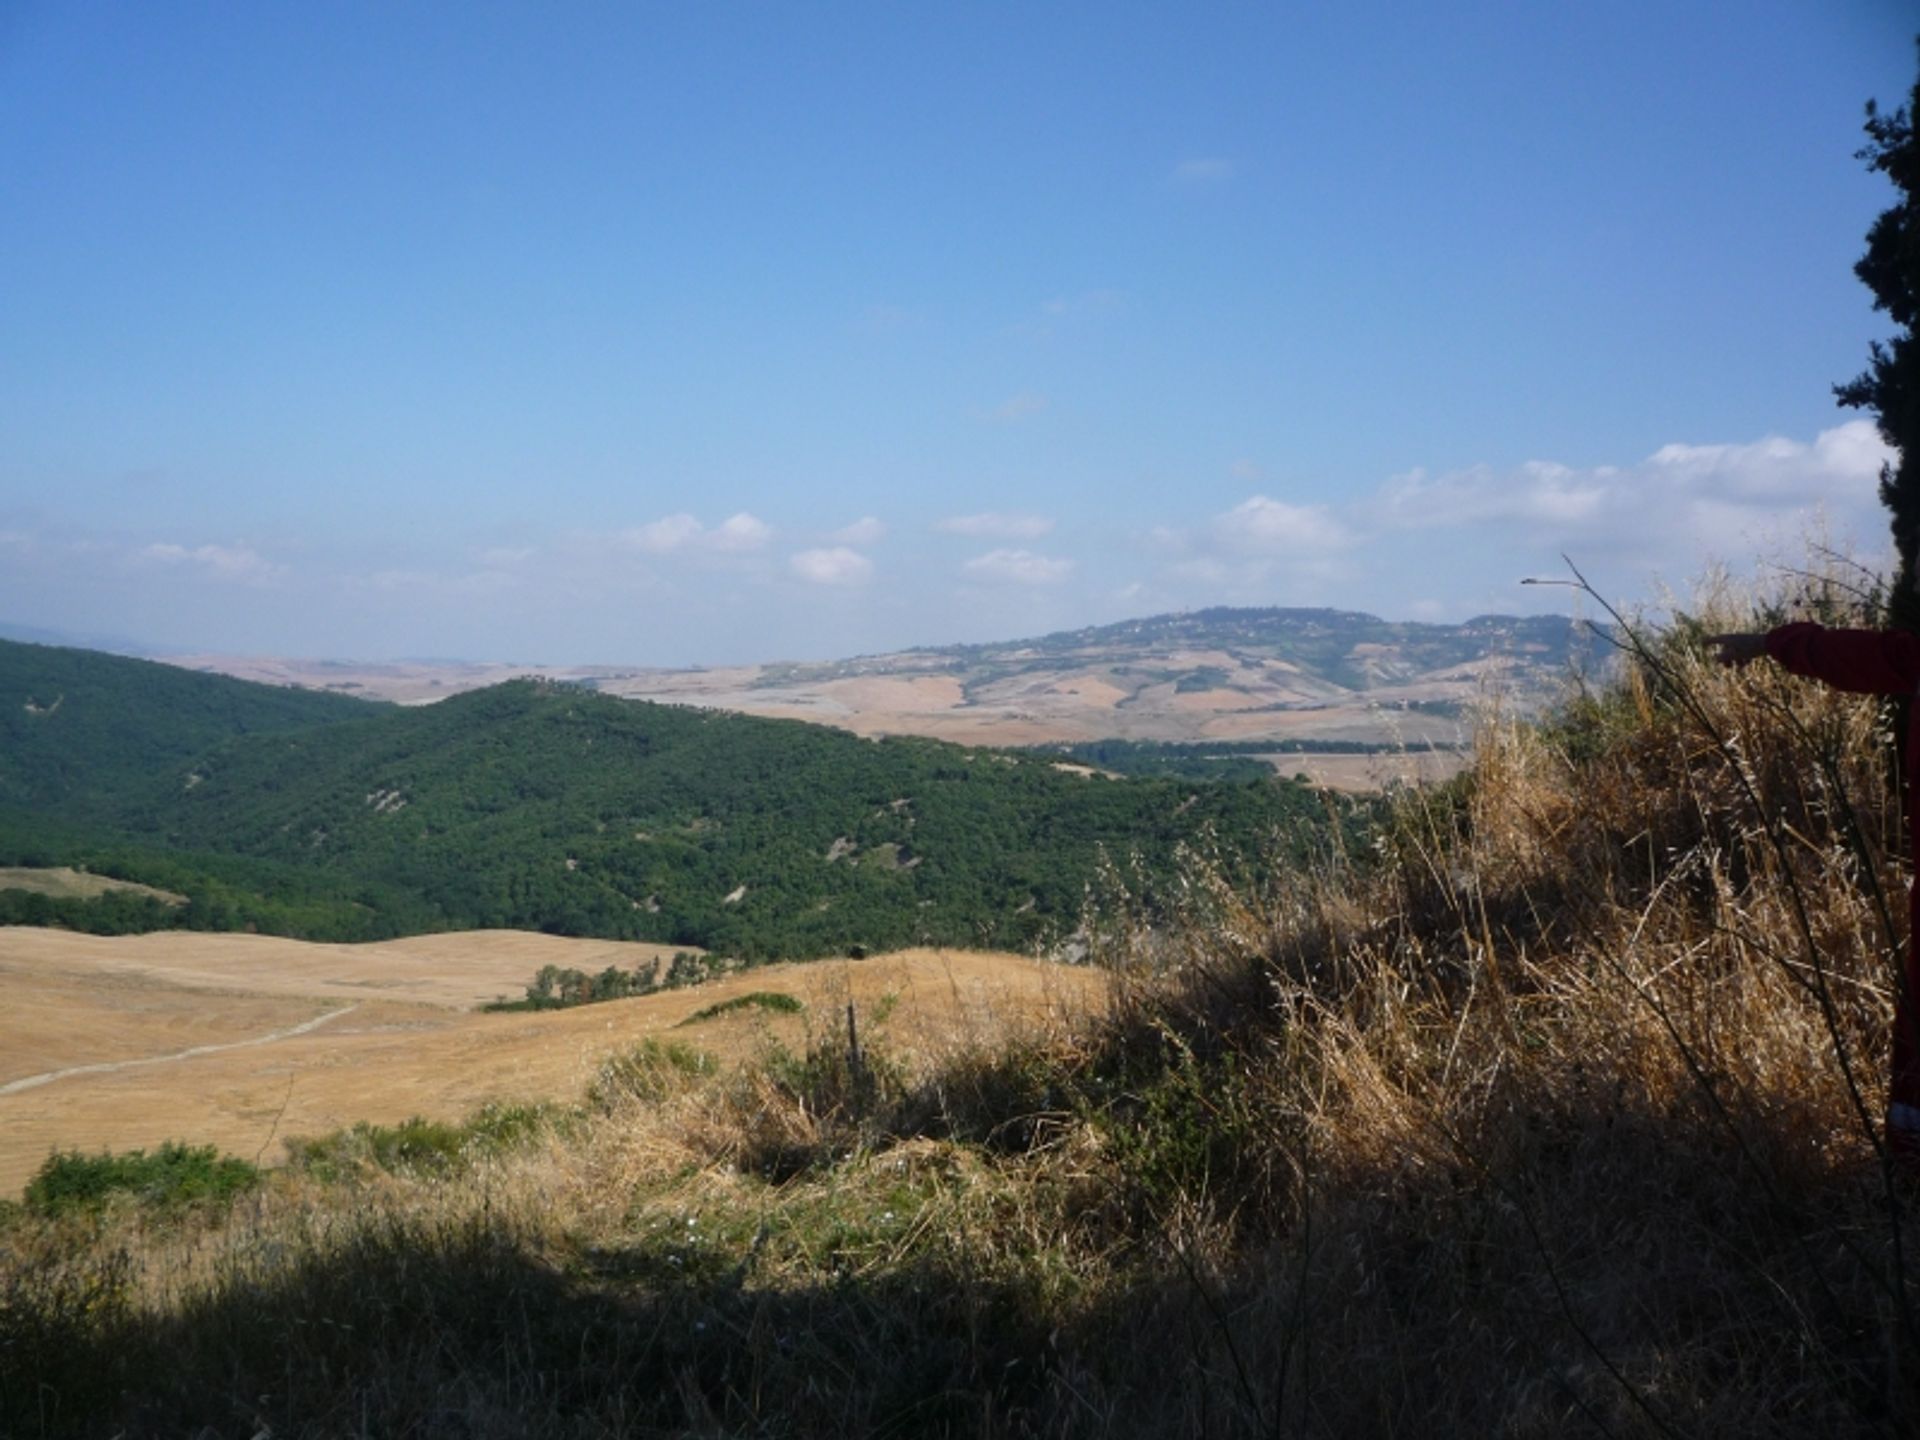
[0,1004,359,1097]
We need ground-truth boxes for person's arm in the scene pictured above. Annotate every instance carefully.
[1712,623,1920,695]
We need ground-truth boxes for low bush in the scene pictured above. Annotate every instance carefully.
[285,1104,555,1182]
[678,990,804,1024]
[23,1143,260,1218]
[586,1038,717,1110]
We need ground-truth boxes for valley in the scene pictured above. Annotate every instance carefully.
[0,926,1098,1195]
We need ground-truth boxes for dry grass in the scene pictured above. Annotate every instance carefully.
[6,565,1920,1436]
[0,866,186,905]
[0,941,1098,1195]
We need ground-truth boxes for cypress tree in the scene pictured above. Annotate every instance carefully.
[1837,45,1920,624]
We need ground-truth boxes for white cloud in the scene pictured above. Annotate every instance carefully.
[830,516,887,547]
[790,547,873,586]
[620,511,772,556]
[141,542,281,582]
[938,512,1055,540]
[1173,157,1234,183]
[963,549,1074,586]
[1372,420,1891,555]
[1213,496,1354,555]
[708,512,773,552]
[623,513,703,554]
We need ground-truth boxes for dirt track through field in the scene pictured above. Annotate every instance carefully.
[0,929,1103,1194]
[0,1005,358,1097]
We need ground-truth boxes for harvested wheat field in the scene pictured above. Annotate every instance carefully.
[0,928,1102,1194]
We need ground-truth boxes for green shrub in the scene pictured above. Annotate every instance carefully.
[286,1105,554,1182]
[678,990,804,1025]
[588,1039,717,1109]
[24,1142,261,1217]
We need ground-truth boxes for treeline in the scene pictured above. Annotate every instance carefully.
[0,812,441,941]
[486,953,711,1011]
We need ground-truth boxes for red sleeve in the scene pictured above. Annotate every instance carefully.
[1764,622,1920,695]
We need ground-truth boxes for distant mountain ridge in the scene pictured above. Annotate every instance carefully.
[757,605,1590,689]
[151,604,1596,748]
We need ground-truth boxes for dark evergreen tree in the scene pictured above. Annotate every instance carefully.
[1837,44,1920,623]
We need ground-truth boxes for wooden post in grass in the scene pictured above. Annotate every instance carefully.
[846,1000,867,1113]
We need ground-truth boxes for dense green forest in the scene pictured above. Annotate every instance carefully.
[0,638,384,818]
[1,644,1352,957]
[1028,735,1458,780]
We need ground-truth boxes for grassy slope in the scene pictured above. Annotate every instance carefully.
[7,576,1917,1436]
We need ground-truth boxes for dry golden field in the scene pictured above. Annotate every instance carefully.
[0,927,1101,1195]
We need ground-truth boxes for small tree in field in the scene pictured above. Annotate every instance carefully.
[1837,43,1920,624]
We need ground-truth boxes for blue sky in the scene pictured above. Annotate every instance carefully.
[1,2,1915,664]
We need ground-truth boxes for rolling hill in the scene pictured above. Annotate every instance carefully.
[166,605,1599,746]
[0,636,386,818]
[0,642,1347,957]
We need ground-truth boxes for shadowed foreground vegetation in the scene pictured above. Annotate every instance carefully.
[4,573,1919,1437]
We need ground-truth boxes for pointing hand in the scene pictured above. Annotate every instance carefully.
[1707,633,1767,667]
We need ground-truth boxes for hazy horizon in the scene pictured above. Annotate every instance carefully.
[2,5,1913,666]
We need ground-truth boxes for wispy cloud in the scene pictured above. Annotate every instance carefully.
[829,516,887,547]
[141,542,282,583]
[860,303,919,334]
[1041,290,1122,319]
[937,512,1055,541]
[1370,420,1890,556]
[790,547,873,586]
[1173,156,1234,184]
[1212,496,1354,555]
[989,390,1049,422]
[963,548,1074,586]
[620,512,773,556]
[623,513,704,555]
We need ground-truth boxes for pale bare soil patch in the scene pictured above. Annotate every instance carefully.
[0,866,187,905]
[1268,749,1472,792]
[817,674,968,713]
[0,932,1100,1194]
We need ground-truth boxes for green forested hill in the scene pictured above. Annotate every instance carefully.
[121,680,1332,956]
[1,648,1341,956]
[0,637,385,817]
